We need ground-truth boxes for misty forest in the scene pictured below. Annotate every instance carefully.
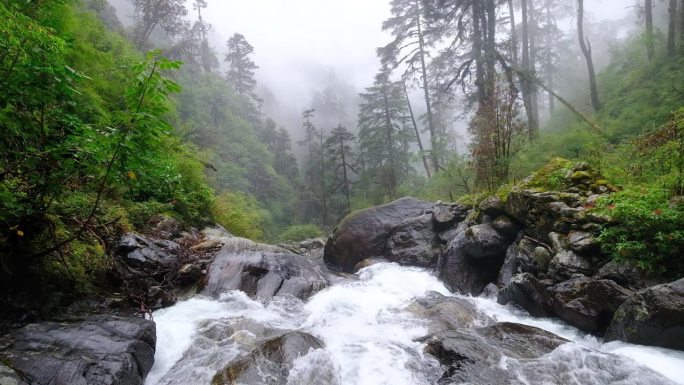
[1,0,684,384]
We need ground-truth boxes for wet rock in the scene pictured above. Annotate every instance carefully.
[432,203,457,230]
[463,224,509,259]
[353,256,389,271]
[211,332,324,385]
[567,231,599,253]
[386,213,440,267]
[481,283,499,298]
[550,277,631,334]
[478,196,505,217]
[497,273,553,317]
[424,322,567,385]
[439,231,503,296]
[548,249,593,281]
[177,263,202,285]
[0,363,28,385]
[498,238,539,286]
[150,215,183,239]
[406,292,486,333]
[0,315,155,385]
[605,278,684,350]
[203,238,327,300]
[437,222,468,244]
[595,260,647,289]
[323,197,435,272]
[116,233,178,271]
[491,215,519,236]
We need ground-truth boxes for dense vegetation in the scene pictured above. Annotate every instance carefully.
[2,0,684,307]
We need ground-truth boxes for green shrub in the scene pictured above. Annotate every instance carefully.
[277,224,324,243]
[595,186,684,277]
[212,191,271,240]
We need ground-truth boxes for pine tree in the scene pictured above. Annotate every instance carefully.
[225,33,258,98]
[131,0,188,48]
[324,124,357,214]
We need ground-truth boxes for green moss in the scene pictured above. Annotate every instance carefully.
[276,224,324,243]
[521,157,574,191]
[570,171,591,181]
[457,192,489,207]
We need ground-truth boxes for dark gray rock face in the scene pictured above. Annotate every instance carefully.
[116,233,178,272]
[406,292,487,333]
[211,332,330,385]
[478,196,506,218]
[203,239,327,300]
[605,278,684,350]
[549,277,631,334]
[548,249,594,281]
[498,238,540,286]
[463,224,508,259]
[439,231,505,296]
[432,202,468,230]
[595,260,647,289]
[324,197,435,272]
[424,322,568,385]
[386,213,440,267]
[497,273,554,317]
[0,315,155,385]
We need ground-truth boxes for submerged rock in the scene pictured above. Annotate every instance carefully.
[406,292,486,333]
[211,332,329,385]
[605,278,684,350]
[0,315,155,385]
[202,237,328,300]
[424,322,568,385]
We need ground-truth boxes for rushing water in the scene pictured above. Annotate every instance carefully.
[145,263,684,385]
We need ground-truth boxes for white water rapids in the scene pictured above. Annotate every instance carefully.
[145,263,684,385]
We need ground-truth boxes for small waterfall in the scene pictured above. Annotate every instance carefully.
[146,263,684,385]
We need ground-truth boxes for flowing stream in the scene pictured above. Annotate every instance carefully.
[145,263,684,385]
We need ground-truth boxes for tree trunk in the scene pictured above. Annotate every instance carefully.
[520,0,538,140]
[545,0,555,114]
[577,0,601,111]
[340,136,351,212]
[668,0,678,57]
[382,88,396,197]
[646,0,655,59]
[319,126,327,226]
[404,82,432,179]
[508,0,519,65]
[415,0,439,172]
[529,2,539,136]
[485,0,497,100]
[680,0,684,55]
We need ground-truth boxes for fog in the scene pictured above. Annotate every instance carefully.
[109,0,645,146]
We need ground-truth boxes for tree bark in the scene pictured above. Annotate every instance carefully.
[414,0,439,172]
[529,2,539,136]
[404,82,432,179]
[520,0,538,140]
[668,0,678,57]
[646,0,655,59]
[545,0,555,114]
[508,0,519,66]
[577,0,601,111]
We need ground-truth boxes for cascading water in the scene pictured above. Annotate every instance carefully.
[145,263,684,385]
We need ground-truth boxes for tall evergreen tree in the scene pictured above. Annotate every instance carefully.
[131,0,188,48]
[358,70,413,200]
[379,0,440,171]
[577,0,601,111]
[324,124,357,215]
[225,33,258,98]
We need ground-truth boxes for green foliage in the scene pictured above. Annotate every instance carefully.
[595,186,684,277]
[521,157,574,191]
[276,224,324,243]
[419,155,473,202]
[212,192,271,240]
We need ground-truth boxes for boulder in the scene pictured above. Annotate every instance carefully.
[211,332,326,385]
[478,196,506,217]
[567,231,599,253]
[405,292,487,333]
[595,260,647,289]
[463,224,509,259]
[549,277,631,334]
[0,315,155,385]
[439,231,504,296]
[202,238,327,300]
[605,278,684,350]
[323,197,436,272]
[497,273,553,317]
[498,238,539,286]
[116,233,178,272]
[386,213,440,267]
[432,203,460,230]
[547,249,593,281]
[424,322,567,385]
[491,215,519,236]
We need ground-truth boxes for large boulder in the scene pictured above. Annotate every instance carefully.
[432,202,469,230]
[605,278,684,350]
[323,197,439,272]
[202,237,328,300]
[211,332,336,385]
[116,232,178,272]
[424,322,568,385]
[549,277,631,334]
[0,315,155,385]
[498,237,540,285]
[497,273,553,317]
[547,249,594,281]
[385,213,440,267]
